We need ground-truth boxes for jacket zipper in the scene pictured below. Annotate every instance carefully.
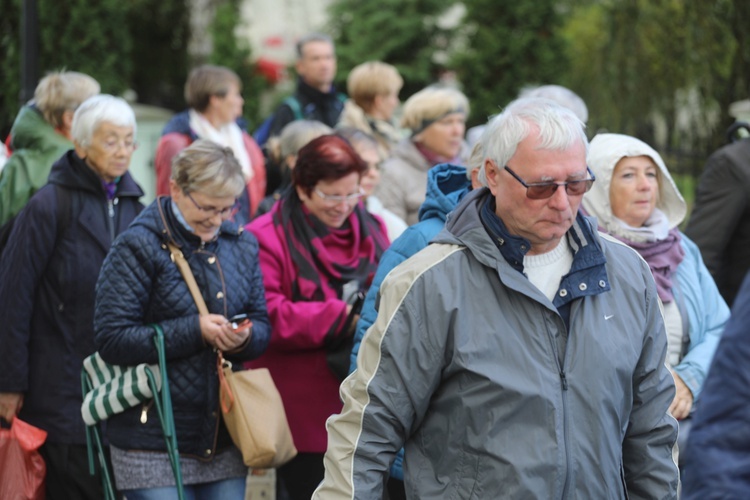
[545,313,571,499]
[107,198,116,242]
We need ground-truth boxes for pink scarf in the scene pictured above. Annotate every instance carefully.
[612,228,685,303]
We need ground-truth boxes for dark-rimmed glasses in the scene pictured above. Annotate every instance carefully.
[185,191,238,218]
[313,187,365,206]
[504,165,596,200]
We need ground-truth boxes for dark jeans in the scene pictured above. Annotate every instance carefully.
[277,452,325,500]
[39,442,107,500]
[386,477,407,500]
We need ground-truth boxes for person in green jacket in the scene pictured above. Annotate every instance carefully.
[0,71,100,225]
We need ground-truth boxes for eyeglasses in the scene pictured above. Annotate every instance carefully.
[185,191,238,218]
[314,187,365,205]
[100,138,137,153]
[504,165,596,200]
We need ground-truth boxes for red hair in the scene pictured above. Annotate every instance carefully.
[293,135,368,196]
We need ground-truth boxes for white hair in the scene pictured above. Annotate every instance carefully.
[477,97,588,186]
[71,94,136,147]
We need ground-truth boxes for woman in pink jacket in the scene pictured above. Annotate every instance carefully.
[247,135,389,499]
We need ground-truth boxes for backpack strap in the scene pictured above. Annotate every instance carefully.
[283,96,304,121]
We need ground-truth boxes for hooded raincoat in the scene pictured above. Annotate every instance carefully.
[583,134,729,401]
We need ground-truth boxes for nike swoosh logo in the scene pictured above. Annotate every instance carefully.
[605,314,614,320]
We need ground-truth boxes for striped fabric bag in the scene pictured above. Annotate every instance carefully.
[81,352,161,426]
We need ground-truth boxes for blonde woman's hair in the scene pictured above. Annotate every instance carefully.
[184,65,241,113]
[267,120,333,167]
[171,139,246,198]
[347,61,403,111]
[34,71,100,129]
[400,86,469,135]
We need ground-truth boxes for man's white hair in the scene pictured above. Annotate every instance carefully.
[477,97,588,186]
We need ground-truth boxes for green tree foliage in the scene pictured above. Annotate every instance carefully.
[562,0,747,173]
[1,0,131,137]
[210,0,267,127]
[1,0,262,135]
[451,0,569,126]
[127,0,191,111]
[327,0,456,99]
[0,0,22,136]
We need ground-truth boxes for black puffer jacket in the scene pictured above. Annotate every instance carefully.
[93,197,271,459]
[0,150,144,444]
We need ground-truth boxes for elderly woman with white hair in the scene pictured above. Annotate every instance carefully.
[0,94,144,500]
[583,133,730,463]
[376,86,469,225]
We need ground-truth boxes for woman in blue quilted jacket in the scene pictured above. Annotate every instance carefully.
[93,139,271,499]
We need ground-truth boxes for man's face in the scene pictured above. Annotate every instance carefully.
[296,40,337,92]
[486,128,588,255]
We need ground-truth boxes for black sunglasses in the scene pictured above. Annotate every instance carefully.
[504,165,596,200]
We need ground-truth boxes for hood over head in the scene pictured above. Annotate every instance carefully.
[583,133,686,241]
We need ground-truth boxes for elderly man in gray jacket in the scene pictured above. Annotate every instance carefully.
[314,97,679,499]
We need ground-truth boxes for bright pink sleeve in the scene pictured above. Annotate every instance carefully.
[248,215,347,351]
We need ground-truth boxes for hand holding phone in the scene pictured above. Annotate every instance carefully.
[228,313,252,331]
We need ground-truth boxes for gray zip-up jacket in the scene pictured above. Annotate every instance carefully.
[314,188,679,499]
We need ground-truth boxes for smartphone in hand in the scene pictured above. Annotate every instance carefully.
[228,313,251,331]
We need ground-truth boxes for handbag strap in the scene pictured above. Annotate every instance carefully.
[217,356,235,414]
[167,242,209,316]
[167,240,235,412]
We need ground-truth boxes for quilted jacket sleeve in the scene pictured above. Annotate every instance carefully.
[224,233,271,364]
[94,231,205,366]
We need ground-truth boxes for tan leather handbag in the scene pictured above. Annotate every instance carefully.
[168,242,297,468]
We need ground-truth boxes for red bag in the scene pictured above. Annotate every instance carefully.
[0,418,47,500]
